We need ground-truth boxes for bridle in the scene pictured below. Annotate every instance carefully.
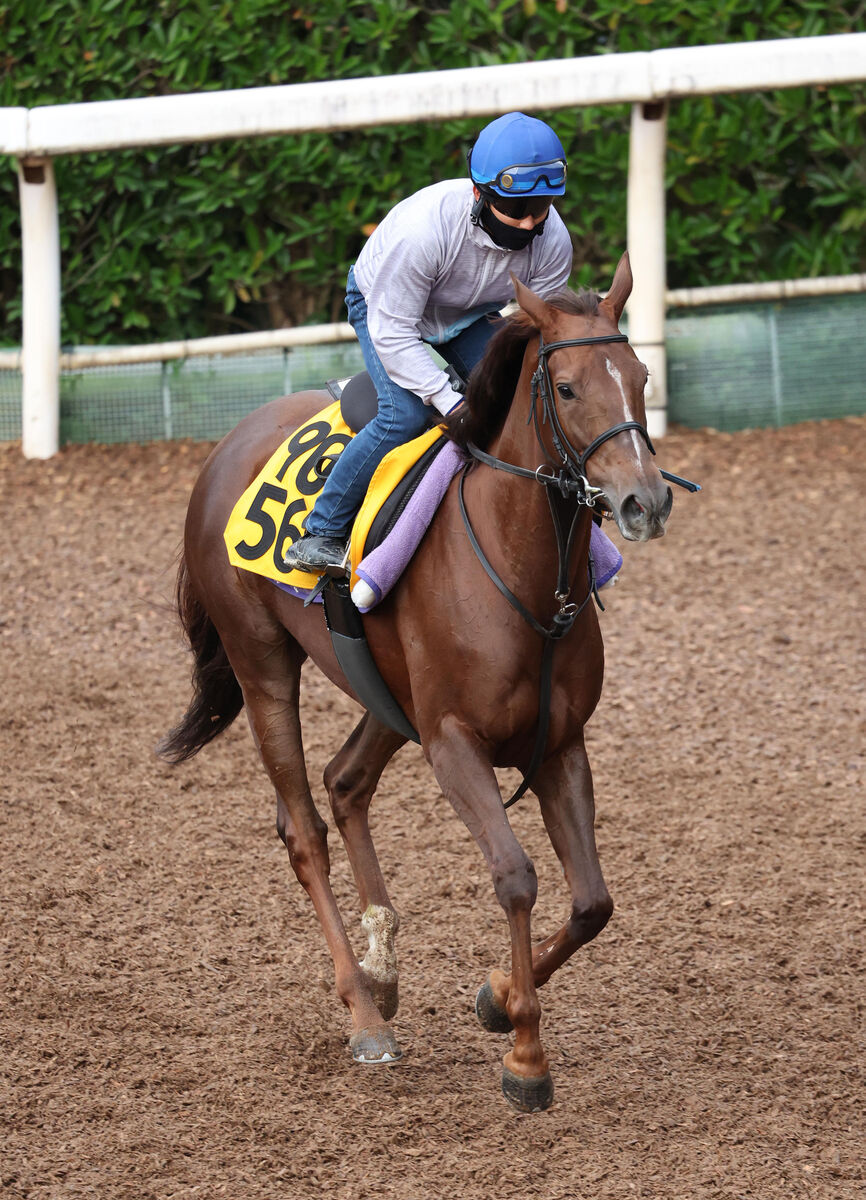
[467,332,656,505]
[532,331,657,494]
[459,329,697,808]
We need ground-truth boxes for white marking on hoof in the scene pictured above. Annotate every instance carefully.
[356,1049,400,1064]
[350,1027,403,1065]
[358,904,399,985]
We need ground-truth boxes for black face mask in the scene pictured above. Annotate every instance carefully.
[475,199,547,251]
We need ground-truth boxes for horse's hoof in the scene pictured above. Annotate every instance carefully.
[350,1026,403,1065]
[475,979,513,1033]
[501,1066,554,1113]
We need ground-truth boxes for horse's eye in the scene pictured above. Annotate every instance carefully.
[556,383,576,400]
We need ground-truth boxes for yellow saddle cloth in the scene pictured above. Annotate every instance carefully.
[223,398,444,594]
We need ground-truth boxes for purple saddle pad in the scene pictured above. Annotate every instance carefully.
[352,443,622,612]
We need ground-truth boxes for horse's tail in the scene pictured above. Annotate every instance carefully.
[158,554,244,764]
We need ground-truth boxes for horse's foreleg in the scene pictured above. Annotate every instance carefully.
[480,737,612,1025]
[220,628,401,1065]
[428,724,553,1112]
[323,713,407,1020]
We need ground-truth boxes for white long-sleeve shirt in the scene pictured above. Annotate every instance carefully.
[352,179,573,416]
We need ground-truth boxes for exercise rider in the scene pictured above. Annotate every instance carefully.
[285,110,574,575]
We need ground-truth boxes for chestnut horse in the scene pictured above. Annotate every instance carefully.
[161,252,674,1112]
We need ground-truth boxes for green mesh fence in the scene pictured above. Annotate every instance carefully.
[1,291,864,445]
[0,340,366,445]
[0,366,21,441]
[667,291,866,431]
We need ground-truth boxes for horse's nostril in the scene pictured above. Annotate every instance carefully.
[621,494,645,525]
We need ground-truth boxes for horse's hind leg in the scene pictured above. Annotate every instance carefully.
[323,714,406,1021]
[219,624,402,1065]
[478,736,612,1028]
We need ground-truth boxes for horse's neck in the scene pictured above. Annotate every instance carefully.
[491,352,543,470]
[489,349,567,486]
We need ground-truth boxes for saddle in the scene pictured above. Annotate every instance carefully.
[331,370,379,433]
[334,367,461,435]
[223,373,450,604]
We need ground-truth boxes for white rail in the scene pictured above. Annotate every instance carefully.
[665,273,866,307]
[5,33,866,454]
[36,322,354,371]
[3,273,862,374]
[3,35,865,155]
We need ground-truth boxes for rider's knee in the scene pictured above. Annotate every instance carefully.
[392,412,430,444]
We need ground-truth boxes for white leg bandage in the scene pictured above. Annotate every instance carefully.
[359,904,399,984]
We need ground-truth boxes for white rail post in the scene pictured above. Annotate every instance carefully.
[18,157,61,458]
[626,101,668,439]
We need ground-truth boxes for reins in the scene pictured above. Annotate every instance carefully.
[460,328,696,809]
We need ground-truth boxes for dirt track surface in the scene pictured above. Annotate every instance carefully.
[1,419,863,1200]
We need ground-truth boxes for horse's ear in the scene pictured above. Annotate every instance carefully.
[511,273,551,328]
[599,252,633,325]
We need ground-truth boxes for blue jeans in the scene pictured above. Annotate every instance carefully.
[305,268,499,538]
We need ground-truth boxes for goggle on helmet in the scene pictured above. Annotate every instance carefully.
[468,111,567,217]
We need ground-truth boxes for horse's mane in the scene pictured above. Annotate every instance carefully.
[444,287,602,451]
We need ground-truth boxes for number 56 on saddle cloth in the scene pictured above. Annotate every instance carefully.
[223,398,623,610]
[223,398,450,605]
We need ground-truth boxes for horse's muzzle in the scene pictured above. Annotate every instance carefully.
[614,483,673,541]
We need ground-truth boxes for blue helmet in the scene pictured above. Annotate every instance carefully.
[468,112,567,198]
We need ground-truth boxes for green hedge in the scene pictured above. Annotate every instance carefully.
[1,0,864,344]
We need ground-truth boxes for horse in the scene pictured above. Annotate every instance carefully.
[160,251,674,1112]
